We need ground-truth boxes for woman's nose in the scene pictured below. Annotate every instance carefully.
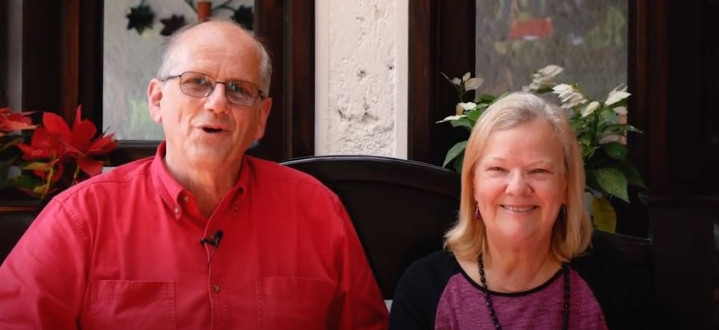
[506,171,531,195]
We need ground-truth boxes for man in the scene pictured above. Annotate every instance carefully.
[0,20,388,329]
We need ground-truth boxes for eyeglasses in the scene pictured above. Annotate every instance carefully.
[162,71,265,107]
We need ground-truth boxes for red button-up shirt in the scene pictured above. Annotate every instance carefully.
[0,144,388,329]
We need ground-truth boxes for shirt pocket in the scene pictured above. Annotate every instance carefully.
[86,280,176,330]
[256,276,337,329]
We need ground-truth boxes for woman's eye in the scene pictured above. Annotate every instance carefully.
[530,168,550,174]
[487,166,505,172]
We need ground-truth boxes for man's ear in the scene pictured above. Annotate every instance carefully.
[148,78,164,123]
[253,97,273,141]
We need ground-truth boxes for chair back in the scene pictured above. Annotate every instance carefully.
[284,155,657,302]
[281,155,460,299]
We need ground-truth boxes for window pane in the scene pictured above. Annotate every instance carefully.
[474,0,628,99]
[103,0,254,140]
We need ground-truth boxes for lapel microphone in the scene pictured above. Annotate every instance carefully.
[200,230,224,247]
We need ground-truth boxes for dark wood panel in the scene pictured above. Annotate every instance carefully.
[21,0,63,113]
[287,0,315,158]
[408,0,475,166]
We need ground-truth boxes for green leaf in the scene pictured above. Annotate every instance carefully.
[615,162,647,188]
[449,117,473,130]
[23,162,53,172]
[592,196,617,233]
[443,140,467,168]
[594,167,629,202]
[4,174,43,190]
[452,153,464,173]
[602,142,627,161]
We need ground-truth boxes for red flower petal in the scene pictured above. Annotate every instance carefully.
[77,157,104,177]
[42,112,72,141]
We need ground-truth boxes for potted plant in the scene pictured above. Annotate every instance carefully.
[438,65,645,232]
[0,105,117,202]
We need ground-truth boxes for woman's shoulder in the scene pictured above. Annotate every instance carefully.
[389,250,462,329]
[400,250,460,281]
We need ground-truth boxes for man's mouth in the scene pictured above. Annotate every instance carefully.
[202,127,223,133]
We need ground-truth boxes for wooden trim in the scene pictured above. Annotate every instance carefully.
[61,0,80,119]
[407,0,433,162]
[408,0,474,165]
[287,0,315,158]
[629,0,669,193]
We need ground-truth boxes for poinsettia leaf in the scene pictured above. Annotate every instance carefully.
[443,140,467,168]
[23,161,53,172]
[602,142,627,161]
[41,112,72,141]
[87,134,118,155]
[77,157,104,177]
[594,167,629,202]
[71,120,97,152]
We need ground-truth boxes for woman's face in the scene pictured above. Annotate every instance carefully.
[473,118,567,248]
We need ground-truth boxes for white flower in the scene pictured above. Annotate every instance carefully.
[451,72,484,91]
[464,77,484,91]
[455,102,477,115]
[581,101,600,117]
[538,64,564,79]
[605,86,631,106]
[437,114,466,123]
[525,64,564,91]
[458,102,477,111]
[552,83,587,109]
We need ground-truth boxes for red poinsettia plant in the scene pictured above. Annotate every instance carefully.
[0,105,117,200]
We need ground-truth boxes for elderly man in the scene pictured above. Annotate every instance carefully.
[0,20,388,329]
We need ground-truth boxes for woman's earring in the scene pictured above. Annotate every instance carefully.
[474,206,480,219]
[561,204,567,215]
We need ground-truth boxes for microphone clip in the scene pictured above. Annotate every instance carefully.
[200,230,224,247]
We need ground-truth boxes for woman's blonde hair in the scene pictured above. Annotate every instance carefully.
[444,92,592,262]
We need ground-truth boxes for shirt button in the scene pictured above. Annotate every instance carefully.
[213,284,221,293]
[232,204,238,212]
[174,206,180,214]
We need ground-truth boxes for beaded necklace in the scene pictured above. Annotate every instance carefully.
[477,255,570,330]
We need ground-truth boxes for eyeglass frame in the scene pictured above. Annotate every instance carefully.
[161,71,266,107]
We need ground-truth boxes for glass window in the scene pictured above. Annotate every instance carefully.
[475,0,628,99]
[102,0,254,140]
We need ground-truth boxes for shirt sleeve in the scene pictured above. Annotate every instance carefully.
[0,199,89,329]
[329,197,390,330]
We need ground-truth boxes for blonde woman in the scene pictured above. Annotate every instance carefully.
[389,92,675,329]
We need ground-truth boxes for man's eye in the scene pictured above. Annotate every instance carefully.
[187,77,211,86]
[228,83,254,97]
[190,77,207,85]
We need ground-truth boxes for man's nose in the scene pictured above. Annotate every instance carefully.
[204,83,231,113]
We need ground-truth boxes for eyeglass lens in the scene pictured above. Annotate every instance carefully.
[179,72,262,106]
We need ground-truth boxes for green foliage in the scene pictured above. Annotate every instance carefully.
[439,65,645,206]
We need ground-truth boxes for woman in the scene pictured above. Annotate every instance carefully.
[389,92,674,329]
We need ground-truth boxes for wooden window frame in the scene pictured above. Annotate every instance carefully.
[407,0,667,188]
[51,0,316,165]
